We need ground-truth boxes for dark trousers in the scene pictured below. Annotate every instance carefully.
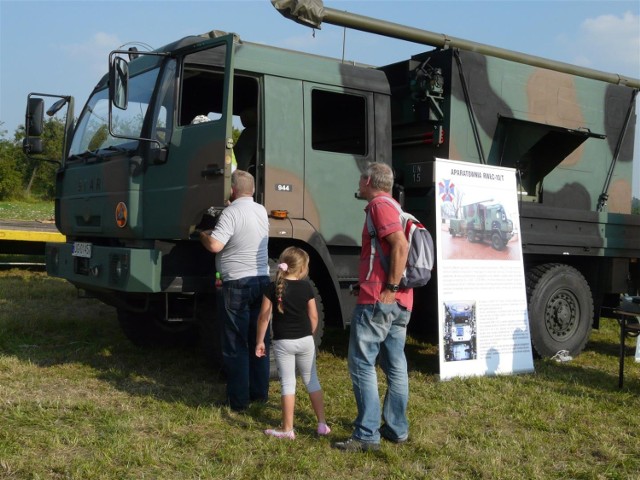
[220,275,271,410]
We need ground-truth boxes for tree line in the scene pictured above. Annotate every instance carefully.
[0,120,62,200]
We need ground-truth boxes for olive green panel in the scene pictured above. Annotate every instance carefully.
[143,41,234,239]
[484,59,614,208]
[302,83,375,247]
[445,52,635,213]
[519,203,640,258]
[144,122,228,239]
[57,157,142,238]
[46,242,162,293]
[262,75,305,219]
[233,42,389,96]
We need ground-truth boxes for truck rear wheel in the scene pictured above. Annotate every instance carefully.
[526,263,593,357]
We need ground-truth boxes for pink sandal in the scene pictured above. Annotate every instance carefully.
[264,428,296,440]
[317,423,331,436]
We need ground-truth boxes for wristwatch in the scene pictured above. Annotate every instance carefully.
[385,283,400,292]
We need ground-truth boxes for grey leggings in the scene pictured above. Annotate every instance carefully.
[272,335,321,396]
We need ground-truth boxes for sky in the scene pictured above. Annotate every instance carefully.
[1,0,639,191]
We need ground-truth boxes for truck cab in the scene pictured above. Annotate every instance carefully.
[28,32,390,348]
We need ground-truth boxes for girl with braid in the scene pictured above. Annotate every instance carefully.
[256,247,330,439]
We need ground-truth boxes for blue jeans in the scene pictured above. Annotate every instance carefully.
[220,275,271,410]
[348,302,411,444]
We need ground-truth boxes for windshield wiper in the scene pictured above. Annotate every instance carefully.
[67,149,106,163]
[102,145,132,154]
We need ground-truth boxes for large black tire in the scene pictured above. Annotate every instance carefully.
[491,232,505,251]
[117,307,198,348]
[526,263,593,357]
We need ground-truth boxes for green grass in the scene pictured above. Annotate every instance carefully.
[0,200,55,221]
[1,270,639,479]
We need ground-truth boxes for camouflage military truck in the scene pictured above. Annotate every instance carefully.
[449,201,514,250]
[24,0,640,360]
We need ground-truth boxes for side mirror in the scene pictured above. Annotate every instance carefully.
[26,97,44,136]
[110,56,129,110]
[22,93,70,165]
[22,137,43,155]
[47,98,68,117]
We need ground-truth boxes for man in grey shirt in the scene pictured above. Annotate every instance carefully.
[200,170,270,411]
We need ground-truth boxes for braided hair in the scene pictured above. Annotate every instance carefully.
[275,246,310,314]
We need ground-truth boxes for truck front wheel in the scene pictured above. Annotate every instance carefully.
[491,232,505,251]
[526,263,593,357]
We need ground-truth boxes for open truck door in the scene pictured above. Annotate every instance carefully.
[108,35,237,239]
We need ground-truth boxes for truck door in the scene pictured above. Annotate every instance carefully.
[143,36,236,239]
[302,84,376,246]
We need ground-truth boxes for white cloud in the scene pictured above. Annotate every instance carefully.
[575,11,640,77]
[578,11,640,198]
[93,32,121,49]
[60,32,122,76]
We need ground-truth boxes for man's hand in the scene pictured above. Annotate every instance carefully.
[379,289,396,304]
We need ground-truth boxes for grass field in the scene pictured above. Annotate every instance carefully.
[0,200,57,264]
[0,270,639,479]
[0,200,55,221]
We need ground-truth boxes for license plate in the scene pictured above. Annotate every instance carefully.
[72,242,92,258]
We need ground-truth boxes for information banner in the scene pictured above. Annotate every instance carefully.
[434,158,534,380]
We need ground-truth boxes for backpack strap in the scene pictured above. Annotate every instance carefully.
[365,196,403,280]
[365,210,378,281]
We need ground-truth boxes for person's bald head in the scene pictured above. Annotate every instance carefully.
[231,170,255,198]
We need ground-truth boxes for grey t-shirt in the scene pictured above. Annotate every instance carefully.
[211,196,269,281]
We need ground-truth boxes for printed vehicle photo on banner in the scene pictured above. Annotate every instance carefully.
[434,158,534,380]
[443,301,477,362]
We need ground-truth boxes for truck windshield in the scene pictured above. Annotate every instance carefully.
[69,67,161,157]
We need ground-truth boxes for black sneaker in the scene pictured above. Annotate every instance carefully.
[333,438,380,452]
[379,425,408,444]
